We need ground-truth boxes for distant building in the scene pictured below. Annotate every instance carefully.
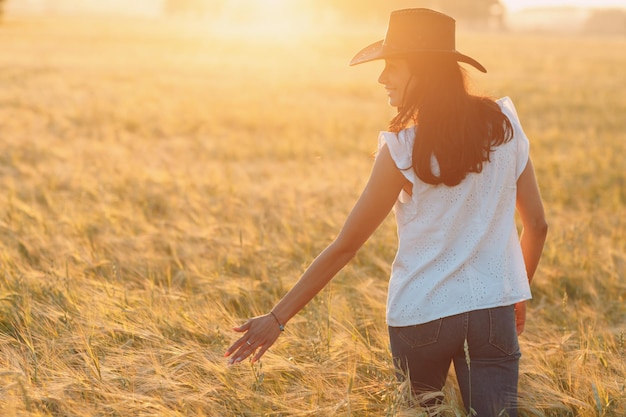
[505,7,590,33]
[584,9,626,35]
[505,6,626,35]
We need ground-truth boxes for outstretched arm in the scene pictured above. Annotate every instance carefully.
[514,157,548,335]
[224,144,409,364]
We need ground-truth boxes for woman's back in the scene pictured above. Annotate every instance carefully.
[381,97,532,326]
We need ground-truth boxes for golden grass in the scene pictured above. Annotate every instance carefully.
[0,16,624,416]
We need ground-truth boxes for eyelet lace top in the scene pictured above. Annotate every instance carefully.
[379,97,532,327]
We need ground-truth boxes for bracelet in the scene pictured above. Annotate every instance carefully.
[270,311,285,331]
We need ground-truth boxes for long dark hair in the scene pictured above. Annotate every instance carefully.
[389,56,513,186]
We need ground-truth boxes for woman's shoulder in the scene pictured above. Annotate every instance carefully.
[496,96,520,121]
[379,126,416,146]
[378,127,416,172]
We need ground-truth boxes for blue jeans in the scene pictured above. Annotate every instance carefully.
[389,305,520,417]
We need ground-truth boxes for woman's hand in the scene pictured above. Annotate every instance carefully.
[224,314,282,365]
[514,301,526,335]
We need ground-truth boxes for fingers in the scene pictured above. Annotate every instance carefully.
[226,338,258,365]
[514,301,526,336]
[232,319,252,332]
[224,320,254,359]
[226,335,272,365]
[224,315,282,365]
[224,337,246,358]
[252,345,270,363]
[515,315,525,335]
[516,313,526,335]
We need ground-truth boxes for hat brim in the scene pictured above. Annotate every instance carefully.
[349,40,487,73]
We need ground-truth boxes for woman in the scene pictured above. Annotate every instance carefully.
[224,8,547,416]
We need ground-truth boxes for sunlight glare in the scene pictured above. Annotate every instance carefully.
[215,0,312,38]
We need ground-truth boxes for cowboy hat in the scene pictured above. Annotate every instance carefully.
[349,8,487,73]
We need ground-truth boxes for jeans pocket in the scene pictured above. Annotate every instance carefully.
[392,319,443,349]
[488,305,520,356]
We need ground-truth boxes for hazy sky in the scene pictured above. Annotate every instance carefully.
[8,0,626,11]
[502,0,626,11]
[5,0,626,18]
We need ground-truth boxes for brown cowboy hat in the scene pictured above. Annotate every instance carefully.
[349,8,487,73]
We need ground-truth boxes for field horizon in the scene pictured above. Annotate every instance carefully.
[0,14,624,416]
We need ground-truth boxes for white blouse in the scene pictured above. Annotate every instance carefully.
[379,97,532,327]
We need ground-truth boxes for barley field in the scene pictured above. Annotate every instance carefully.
[0,14,624,417]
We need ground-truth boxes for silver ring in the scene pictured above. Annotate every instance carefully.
[246,341,252,346]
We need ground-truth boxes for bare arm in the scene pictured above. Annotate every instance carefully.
[225,144,408,364]
[514,157,548,334]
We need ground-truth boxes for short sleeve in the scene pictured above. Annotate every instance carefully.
[377,128,417,184]
[498,96,530,179]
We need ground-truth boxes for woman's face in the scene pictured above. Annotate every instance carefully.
[378,58,413,108]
